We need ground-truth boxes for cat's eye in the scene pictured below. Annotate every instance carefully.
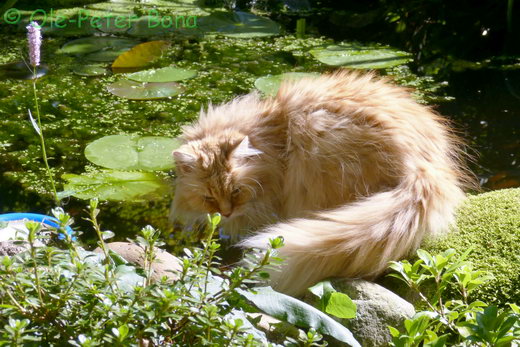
[232,187,241,196]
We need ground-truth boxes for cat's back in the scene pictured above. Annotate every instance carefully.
[274,70,410,114]
[272,70,450,155]
[269,70,461,214]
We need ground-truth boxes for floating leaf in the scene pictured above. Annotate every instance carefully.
[126,66,197,82]
[254,72,319,96]
[112,41,170,70]
[84,49,133,62]
[107,80,183,100]
[84,134,181,171]
[62,171,168,201]
[72,64,109,77]
[199,11,280,38]
[310,43,412,69]
[137,136,182,170]
[237,287,361,346]
[58,37,138,55]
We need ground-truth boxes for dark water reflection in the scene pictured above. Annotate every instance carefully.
[438,69,520,189]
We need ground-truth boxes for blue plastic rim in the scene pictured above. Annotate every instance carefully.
[0,213,74,237]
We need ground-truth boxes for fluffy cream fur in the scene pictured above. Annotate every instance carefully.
[171,70,473,296]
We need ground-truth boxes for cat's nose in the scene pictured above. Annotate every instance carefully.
[219,201,233,218]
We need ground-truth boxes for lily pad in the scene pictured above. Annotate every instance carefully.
[84,48,133,62]
[72,64,109,77]
[126,66,197,83]
[107,80,183,100]
[254,72,320,96]
[199,11,280,38]
[58,37,138,55]
[310,43,412,69]
[84,134,181,171]
[62,171,168,201]
[112,41,170,69]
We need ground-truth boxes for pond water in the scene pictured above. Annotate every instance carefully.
[0,1,518,251]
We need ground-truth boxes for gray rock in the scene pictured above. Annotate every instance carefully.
[305,279,415,347]
[0,241,30,256]
[94,242,182,282]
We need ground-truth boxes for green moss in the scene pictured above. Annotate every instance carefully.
[424,188,520,305]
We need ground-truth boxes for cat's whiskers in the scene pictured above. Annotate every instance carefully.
[247,178,265,195]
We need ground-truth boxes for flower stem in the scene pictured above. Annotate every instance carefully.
[32,67,59,205]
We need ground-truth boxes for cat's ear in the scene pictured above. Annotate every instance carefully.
[173,149,197,174]
[233,136,263,159]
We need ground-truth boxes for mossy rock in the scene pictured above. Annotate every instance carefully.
[424,188,520,305]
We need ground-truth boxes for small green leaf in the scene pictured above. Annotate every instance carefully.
[308,280,336,300]
[325,292,357,319]
[388,326,401,337]
[101,230,115,240]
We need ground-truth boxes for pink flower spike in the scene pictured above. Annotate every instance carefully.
[26,21,42,67]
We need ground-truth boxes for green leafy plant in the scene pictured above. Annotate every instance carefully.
[388,249,520,346]
[0,205,358,346]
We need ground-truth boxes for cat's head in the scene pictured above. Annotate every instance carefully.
[173,134,265,219]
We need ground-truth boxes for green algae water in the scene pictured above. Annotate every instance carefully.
[0,1,518,249]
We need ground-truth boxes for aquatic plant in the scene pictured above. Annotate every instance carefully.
[26,21,59,204]
[26,22,41,67]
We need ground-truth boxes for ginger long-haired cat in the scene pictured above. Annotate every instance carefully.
[171,70,473,296]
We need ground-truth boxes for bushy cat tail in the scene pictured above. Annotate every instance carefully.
[239,172,466,296]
